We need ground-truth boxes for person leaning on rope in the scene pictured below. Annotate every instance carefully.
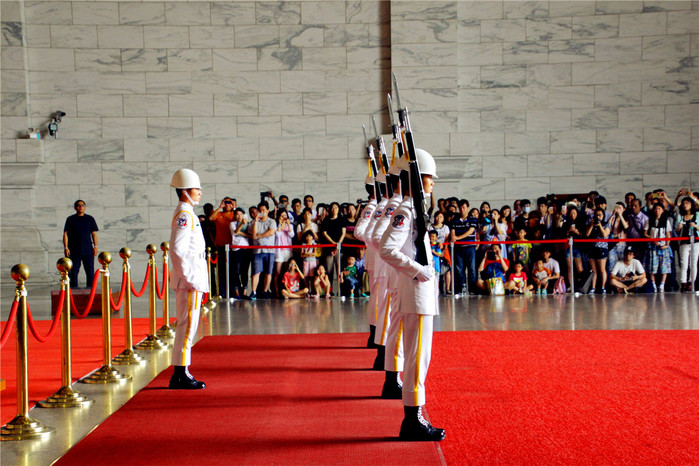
[168,168,209,390]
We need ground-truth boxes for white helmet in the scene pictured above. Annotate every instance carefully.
[415,148,438,178]
[171,168,201,189]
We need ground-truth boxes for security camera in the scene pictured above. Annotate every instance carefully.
[55,110,66,122]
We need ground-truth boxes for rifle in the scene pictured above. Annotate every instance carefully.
[387,94,405,161]
[391,73,430,267]
[362,124,383,204]
[371,114,394,199]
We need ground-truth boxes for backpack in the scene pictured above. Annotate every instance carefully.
[553,277,567,294]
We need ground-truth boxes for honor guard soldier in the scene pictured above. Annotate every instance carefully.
[379,149,445,441]
[168,169,209,389]
[354,174,379,348]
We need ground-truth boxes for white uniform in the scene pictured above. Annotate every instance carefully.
[169,201,209,367]
[369,193,404,370]
[367,198,390,345]
[354,200,378,326]
[379,196,437,406]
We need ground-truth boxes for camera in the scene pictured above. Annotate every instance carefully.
[487,251,495,260]
[55,110,66,122]
[260,191,271,198]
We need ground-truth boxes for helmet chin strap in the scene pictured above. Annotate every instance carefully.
[183,190,200,206]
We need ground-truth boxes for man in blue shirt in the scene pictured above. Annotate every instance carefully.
[450,199,478,296]
[63,200,99,288]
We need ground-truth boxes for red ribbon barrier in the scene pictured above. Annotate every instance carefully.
[201,292,209,305]
[210,254,218,265]
[70,270,101,319]
[26,291,64,343]
[109,271,128,311]
[232,243,344,250]
[154,265,164,300]
[453,239,569,247]
[574,236,689,243]
[130,264,150,298]
[0,300,19,349]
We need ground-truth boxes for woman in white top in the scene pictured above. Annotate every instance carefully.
[273,209,294,297]
[296,207,319,242]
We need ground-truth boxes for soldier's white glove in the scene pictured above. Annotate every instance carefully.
[414,265,434,282]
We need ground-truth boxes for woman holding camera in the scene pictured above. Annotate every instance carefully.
[586,208,611,294]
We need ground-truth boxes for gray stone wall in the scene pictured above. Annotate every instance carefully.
[1,0,698,283]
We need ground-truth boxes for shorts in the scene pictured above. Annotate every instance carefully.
[275,248,292,263]
[565,246,583,259]
[589,247,609,260]
[252,253,275,275]
[303,259,317,278]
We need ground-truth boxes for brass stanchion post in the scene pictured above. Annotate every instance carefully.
[80,252,132,383]
[1,264,56,440]
[203,247,217,311]
[112,248,147,365]
[135,244,168,349]
[38,259,95,407]
[157,242,175,338]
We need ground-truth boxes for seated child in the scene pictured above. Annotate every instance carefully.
[340,255,360,297]
[531,259,553,295]
[281,259,309,299]
[313,264,332,299]
[505,261,532,294]
[354,248,369,297]
[300,230,318,288]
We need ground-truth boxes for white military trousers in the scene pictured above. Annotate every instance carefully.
[401,313,433,407]
[172,288,202,367]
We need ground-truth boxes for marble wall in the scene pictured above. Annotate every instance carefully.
[1,0,698,282]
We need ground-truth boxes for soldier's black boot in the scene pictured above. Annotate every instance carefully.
[381,371,402,399]
[367,325,378,348]
[169,365,206,389]
[372,345,385,370]
[399,406,445,441]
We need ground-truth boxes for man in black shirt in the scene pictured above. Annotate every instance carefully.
[63,200,99,288]
[450,199,478,295]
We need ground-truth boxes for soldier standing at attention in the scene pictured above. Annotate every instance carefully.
[168,169,209,390]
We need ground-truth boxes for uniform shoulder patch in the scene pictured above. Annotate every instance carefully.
[174,212,192,230]
[364,210,372,219]
[385,206,396,217]
[374,210,383,219]
[392,214,406,229]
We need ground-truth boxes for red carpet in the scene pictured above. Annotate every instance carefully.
[56,334,443,465]
[428,331,699,465]
[1,317,153,424]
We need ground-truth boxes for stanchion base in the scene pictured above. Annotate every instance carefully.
[112,348,148,365]
[1,415,55,441]
[37,386,94,408]
[156,325,176,339]
[203,301,217,312]
[79,365,132,384]
[134,334,169,350]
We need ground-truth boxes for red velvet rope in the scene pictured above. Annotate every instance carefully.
[109,271,128,311]
[153,265,164,300]
[26,291,64,343]
[232,243,341,250]
[575,236,689,243]
[201,293,209,305]
[159,263,168,299]
[0,300,19,349]
[70,271,101,319]
[210,254,218,265]
[130,264,151,298]
[451,237,690,247]
[452,239,568,246]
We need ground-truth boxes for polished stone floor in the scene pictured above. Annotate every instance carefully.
[1,286,697,465]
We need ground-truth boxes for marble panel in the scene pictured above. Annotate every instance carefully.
[644,80,693,106]
[348,0,387,24]
[168,94,213,117]
[208,71,281,94]
[643,35,691,60]
[504,131,550,155]
[213,49,257,71]
[644,127,692,151]
[667,150,699,173]
[642,173,691,193]
[144,26,190,48]
[304,181,349,203]
[123,95,168,117]
[211,2,256,26]
[549,40,596,63]
[147,117,193,138]
[455,177,505,201]
[505,177,551,200]
[643,2,692,12]
[35,185,80,217]
[23,24,49,47]
[457,43,502,66]
[124,138,169,162]
[73,2,119,25]
[527,109,571,131]
[76,95,122,118]
[393,43,456,67]
[303,135,349,160]
[147,162,193,185]
[619,12,666,37]
[391,1,456,21]
[38,140,75,164]
[32,206,58,229]
[55,162,102,185]
[406,111,457,133]
[1,70,26,94]
[102,118,148,139]
[214,137,260,161]
[391,19,456,44]
[347,46,390,70]
[73,183,123,209]
[189,26,236,48]
[528,154,574,177]
[258,47,303,71]
[15,140,41,163]
[571,62,618,85]
[503,41,548,65]
[437,156,482,179]
[302,47,346,71]
[667,10,699,34]
[550,130,596,154]
[237,116,282,138]
[324,158,370,183]
[238,161,283,183]
[398,88,457,112]
[102,207,148,231]
[597,128,644,152]
[1,92,26,117]
[77,140,123,162]
[192,117,237,139]
[121,49,167,72]
[302,92,347,115]
[259,135,305,159]
[214,94,258,117]
[527,17,572,41]
[573,152,620,175]
[24,1,72,25]
[168,49,212,72]
[547,86,594,109]
[1,46,23,70]
[481,65,525,88]
[27,71,91,94]
[282,116,325,136]
[595,2,642,15]
[595,37,642,62]
[549,2,595,17]
[572,15,619,39]
[1,116,29,139]
[482,110,526,132]
[346,91,386,115]
[1,2,21,22]
[550,176,596,194]
[27,48,75,72]
[457,19,480,45]
[119,3,165,26]
[50,26,97,48]
[1,139,17,163]
[455,1,502,21]
[281,159,326,182]
[74,49,121,72]
[457,66,480,89]
[616,60,670,82]
[165,3,210,26]
[451,132,504,156]
[666,105,699,127]
[99,72,146,95]
[301,1,345,24]
[483,155,528,178]
[480,19,525,43]
[0,163,38,186]
[324,114,373,138]
[256,2,301,25]
[235,25,280,48]
[572,108,618,130]
[501,87,547,111]
[619,151,668,175]
[1,22,21,47]
[594,83,642,107]
[145,72,191,95]
[192,160,237,184]
[504,1,549,19]
[56,118,102,140]
[618,106,665,128]
[693,125,699,150]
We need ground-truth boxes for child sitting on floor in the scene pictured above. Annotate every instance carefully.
[340,255,360,298]
[313,264,332,299]
[505,260,532,294]
[281,260,309,299]
[531,259,552,295]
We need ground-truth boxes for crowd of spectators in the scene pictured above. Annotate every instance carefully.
[198,188,699,300]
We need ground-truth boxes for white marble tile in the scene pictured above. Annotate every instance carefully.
[79,183,127,208]
[527,17,572,41]
[549,39,596,63]
[238,161,283,182]
[549,2,595,17]
[527,109,571,131]
[597,128,644,152]
[437,156,483,179]
[303,135,349,160]
[547,86,594,109]
[102,118,148,139]
[457,112,480,132]
[667,10,699,34]
[258,47,303,71]
[391,19,457,44]
[572,15,620,39]
[644,127,692,151]
[481,65,526,88]
[27,48,75,72]
[144,26,190,48]
[451,132,504,156]
[504,1,549,19]
[619,12,666,37]
[168,49,213,72]
[550,175,596,194]
[189,26,236,48]
[1,46,23,71]
[77,139,123,162]
[457,1,502,21]
[572,62,618,85]
[50,25,98,48]
[482,155,527,178]
[279,25,325,48]
[643,35,691,60]
[24,1,72,25]
[482,110,526,132]
[616,60,669,83]
[24,24,51,47]
[325,159,369,182]
[0,163,40,187]
[348,0,387,24]
[148,162,194,185]
[15,140,41,163]
[619,151,668,175]
[192,117,237,139]
[260,135,305,160]
[210,71,281,94]
[1,1,22,22]
[121,49,167,72]
[505,177,550,199]
[214,93,258,117]
[550,130,596,154]
[213,49,258,71]
[618,106,665,128]
[324,114,369,137]
[55,162,102,185]
[237,116,281,138]
[2,70,27,93]
[99,72,146,95]
[393,43,457,67]
[481,19,525,42]
[282,116,325,136]
[667,150,699,173]
[594,175,643,201]
[124,138,169,162]
[56,117,103,140]
[193,160,237,184]
[347,45,390,69]
[73,2,119,25]
[302,92,348,115]
[145,72,191,95]
[527,154,574,177]
[215,137,261,161]
[300,47,345,71]
[283,159,327,182]
[503,41,549,65]
[572,108,618,130]
[168,94,213,117]
[457,20,481,44]
[642,173,691,193]
[594,83,642,107]
[42,140,77,163]
[211,2,256,26]
[77,95,122,118]
[666,105,699,127]
[165,2,210,26]
[596,37,642,62]
[119,3,165,26]
[301,1,345,24]
[256,1,301,25]
[74,49,122,72]
[643,80,693,105]
[573,152,620,175]
[102,207,148,231]
[458,43,502,66]
[124,95,169,117]
[595,2,642,15]
[235,25,280,48]
[147,117,193,138]
[505,131,550,155]
[1,92,26,116]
